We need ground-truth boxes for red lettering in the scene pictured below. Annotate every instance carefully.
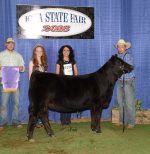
[42,25,70,32]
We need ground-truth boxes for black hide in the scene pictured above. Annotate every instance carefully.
[27,55,133,140]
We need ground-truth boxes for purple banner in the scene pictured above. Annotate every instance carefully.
[2,66,19,92]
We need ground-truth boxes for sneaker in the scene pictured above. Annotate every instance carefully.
[15,124,23,129]
[127,124,134,129]
[60,123,70,130]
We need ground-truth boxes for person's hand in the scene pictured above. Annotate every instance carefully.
[19,66,24,72]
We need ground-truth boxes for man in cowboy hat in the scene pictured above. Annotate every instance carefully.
[0,37,25,131]
[115,39,135,129]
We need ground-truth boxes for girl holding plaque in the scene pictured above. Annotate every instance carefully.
[56,45,78,126]
[29,44,48,127]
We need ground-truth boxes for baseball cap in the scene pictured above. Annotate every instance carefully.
[6,38,15,43]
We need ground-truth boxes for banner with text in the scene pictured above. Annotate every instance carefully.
[16,5,94,39]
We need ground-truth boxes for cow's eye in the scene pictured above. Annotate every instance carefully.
[119,65,124,69]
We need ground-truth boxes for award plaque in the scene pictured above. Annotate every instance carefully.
[2,66,19,92]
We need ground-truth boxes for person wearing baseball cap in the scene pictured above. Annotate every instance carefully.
[115,39,135,129]
[0,37,25,131]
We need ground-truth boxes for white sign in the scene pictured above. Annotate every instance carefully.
[63,64,73,75]
[18,8,92,37]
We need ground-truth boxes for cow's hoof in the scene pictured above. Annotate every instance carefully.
[96,130,102,133]
[28,139,35,142]
[48,134,54,137]
[48,131,54,137]
[91,125,96,131]
[91,128,96,131]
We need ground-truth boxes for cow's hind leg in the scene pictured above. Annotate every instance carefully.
[40,111,54,137]
[27,114,37,141]
[95,107,103,133]
[91,109,97,131]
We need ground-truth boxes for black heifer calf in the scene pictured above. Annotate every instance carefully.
[27,55,133,140]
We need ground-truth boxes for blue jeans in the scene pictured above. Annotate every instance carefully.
[76,112,82,118]
[117,79,135,125]
[0,87,21,126]
[60,113,71,125]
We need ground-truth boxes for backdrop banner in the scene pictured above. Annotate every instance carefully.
[16,5,94,39]
[0,0,150,123]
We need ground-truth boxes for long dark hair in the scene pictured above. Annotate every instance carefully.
[58,45,75,61]
[32,44,48,71]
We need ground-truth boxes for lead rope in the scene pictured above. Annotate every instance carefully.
[122,74,125,132]
[122,52,128,133]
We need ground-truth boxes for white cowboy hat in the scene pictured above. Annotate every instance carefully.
[115,39,131,49]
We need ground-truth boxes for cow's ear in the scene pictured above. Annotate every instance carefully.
[112,54,118,59]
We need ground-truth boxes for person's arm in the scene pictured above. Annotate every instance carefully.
[19,54,25,72]
[19,66,24,72]
[56,64,60,75]
[125,53,134,68]
[73,64,78,76]
[0,54,2,70]
[29,61,34,79]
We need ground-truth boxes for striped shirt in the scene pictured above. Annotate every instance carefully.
[117,51,135,80]
[0,49,25,77]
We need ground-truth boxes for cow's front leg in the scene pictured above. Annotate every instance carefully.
[27,114,37,141]
[40,111,54,137]
[95,108,103,133]
[90,107,102,133]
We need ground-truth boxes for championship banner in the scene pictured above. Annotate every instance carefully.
[16,5,94,39]
[2,67,19,92]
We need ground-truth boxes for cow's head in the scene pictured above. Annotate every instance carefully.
[110,55,133,77]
